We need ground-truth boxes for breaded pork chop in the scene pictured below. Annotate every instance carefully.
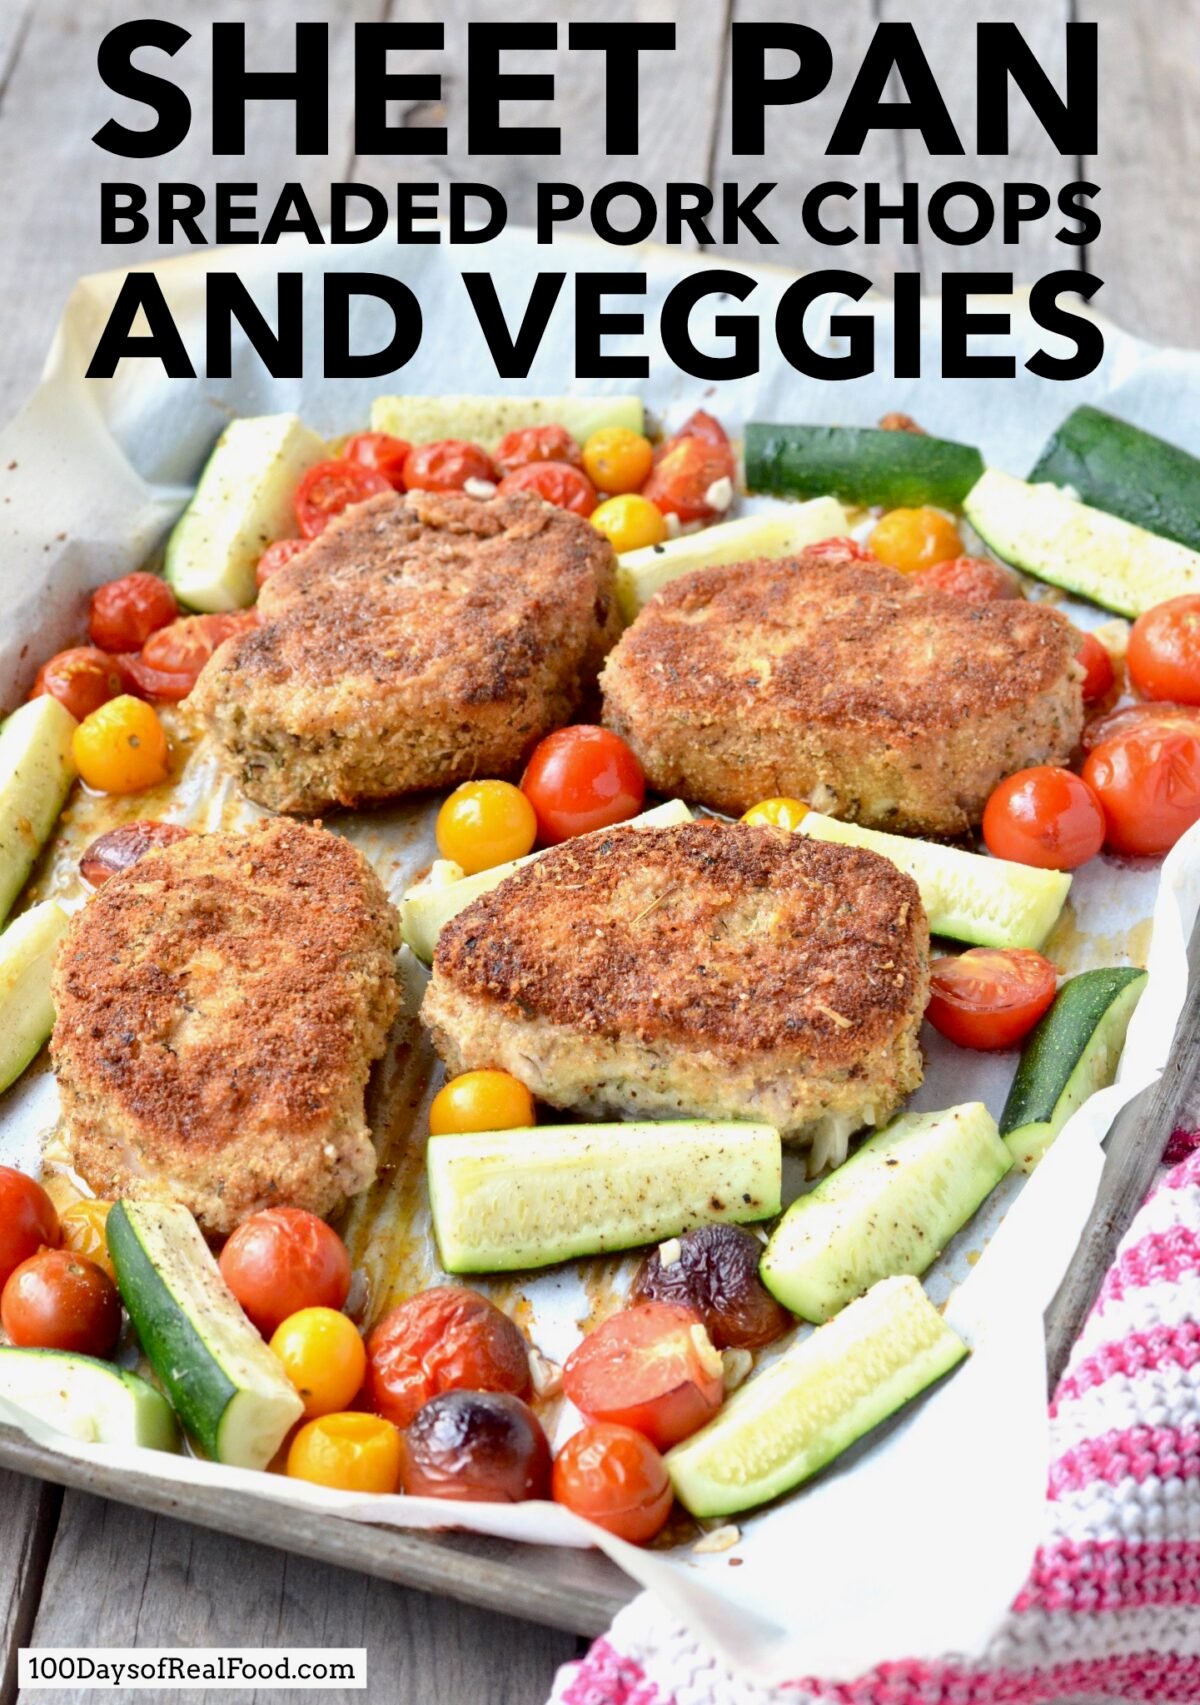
[422,822,929,1157]
[600,546,1084,835]
[193,489,622,816]
[51,819,400,1237]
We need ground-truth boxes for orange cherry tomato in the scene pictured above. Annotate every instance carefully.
[58,1199,116,1280]
[496,462,597,517]
[1128,596,1200,704]
[342,432,412,490]
[124,612,256,702]
[982,767,1106,871]
[218,1208,351,1338]
[30,647,124,722]
[562,1301,724,1450]
[494,424,582,475]
[581,428,655,495]
[401,440,494,493]
[428,1071,535,1136]
[1082,720,1200,858]
[741,797,809,832]
[255,538,309,589]
[435,780,537,874]
[270,1307,367,1418]
[364,1287,531,1429]
[1076,631,1116,705]
[642,435,735,525]
[295,459,391,538]
[552,1422,673,1544]
[1,1249,121,1355]
[914,556,1022,603]
[521,725,645,845]
[399,1390,551,1503]
[88,573,178,653]
[925,949,1058,1052]
[287,1412,401,1494]
[869,508,963,574]
[0,1167,60,1287]
[72,696,170,794]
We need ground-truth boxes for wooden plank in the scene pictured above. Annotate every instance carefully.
[1075,0,1200,348]
[20,1493,578,1705]
[0,1475,58,1705]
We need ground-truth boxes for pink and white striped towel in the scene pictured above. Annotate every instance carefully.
[551,1131,1200,1705]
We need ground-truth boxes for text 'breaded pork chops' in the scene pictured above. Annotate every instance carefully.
[51,818,400,1237]
[192,489,622,816]
[600,546,1084,835]
[422,821,929,1157]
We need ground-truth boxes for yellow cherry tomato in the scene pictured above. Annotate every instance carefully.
[868,507,963,575]
[590,494,669,555]
[582,427,655,494]
[741,797,810,832]
[72,695,170,794]
[286,1411,401,1494]
[435,780,537,876]
[270,1307,367,1418]
[59,1199,115,1279]
[429,1069,535,1136]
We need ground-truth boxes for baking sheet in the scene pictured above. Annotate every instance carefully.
[2,233,1199,1685]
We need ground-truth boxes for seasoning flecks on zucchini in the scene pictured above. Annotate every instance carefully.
[0,900,71,1093]
[760,1103,1011,1323]
[964,469,1200,618]
[1000,967,1148,1172]
[0,694,77,926]
[665,1275,967,1519]
[744,423,984,511]
[107,1200,303,1469]
[428,1121,782,1274]
[799,811,1071,950]
[370,394,644,450]
[1030,406,1200,557]
[0,1346,178,1452]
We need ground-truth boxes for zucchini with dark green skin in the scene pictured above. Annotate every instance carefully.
[744,424,984,510]
[1000,967,1148,1172]
[1030,407,1200,556]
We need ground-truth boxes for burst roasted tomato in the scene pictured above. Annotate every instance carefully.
[122,612,256,701]
[631,1224,790,1349]
[30,648,125,722]
[342,432,412,490]
[552,1423,673,1544]
[255,538,309,589]
[642,431,735,525]
[914,556,1021,603]
[1082,718,1200,858]
[1076,631,1116,705]
[1128,596,1200,704]
[295,459,392,537]
[494,424,582,475]
[79,820,192,888]
[401,440,494,493]
[88,573,178,653]
[399,1391,551,1503]
[982,767,1106,872]
[562,1301,724,1450]
[364,1287,531,1429]
[925,949,1058,1052]
[520,726,645,845]
[0,1167,59,1288]
[218,1208,352,1338]
[496,461,597,516]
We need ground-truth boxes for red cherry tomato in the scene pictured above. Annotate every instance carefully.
[1082,701,1200,755]
[494,424,582,475]
[1,1249,121,1356]
[1128,596,1200,704]
[982,767,1106,872]
[255,538,309,589]
[364,1287,530,1429]
[1082,720,1200,858]
[496,462,597,517]
[218,1208,351,1338]
[88,573,178,653]
[124,612,256,701]
[521,725,646,845]
[915,556,1022,603]
[342,432,412,491]
[552,1423,673,1544]
[29,647,125,722]
[79,820,192,888]
[926,949,1059,1052]
[295,459,391,538]
[804,537,879,564]
[1077,631,1116,705]
[0,1167,59,1288]
[562,1301,723,1450]
[642,435,735,524]
[671,410,729,449]
[401,440,495,493]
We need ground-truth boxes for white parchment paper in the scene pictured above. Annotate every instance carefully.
[1,234,1199,1684]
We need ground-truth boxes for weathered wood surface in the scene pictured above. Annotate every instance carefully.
[0,1,1196,1700]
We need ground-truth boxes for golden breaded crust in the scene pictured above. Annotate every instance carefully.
[51,819,400,1236]
[193,490,622,816]
[423,822,929,1145]
[600,548,1084,834]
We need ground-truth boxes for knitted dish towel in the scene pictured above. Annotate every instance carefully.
[550,1133,1200,1705]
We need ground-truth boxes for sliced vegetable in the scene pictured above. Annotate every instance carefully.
[615,499,847,621]
[0,1347,178,1451]
[642,428,734,524]
[427,1121,782,1274]
[799,810,1071,950]
[398,1390,550,1502]
[0,901,71,1093]
[1000,967,1149,1171]
[107,1199,304,1469]
[399,799,692,965]
[563,1301,724,1449]
[665,1276,967,1519]
[370,394,644,450]
[164,413,327,611]
[520,725,645,844]
[1029,406,1200,556]
[926,949,1058,1052]
[0,695,77,923]
[745,423,983,510]
[760,1104,1012,1322]
[964,470,1200,617]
